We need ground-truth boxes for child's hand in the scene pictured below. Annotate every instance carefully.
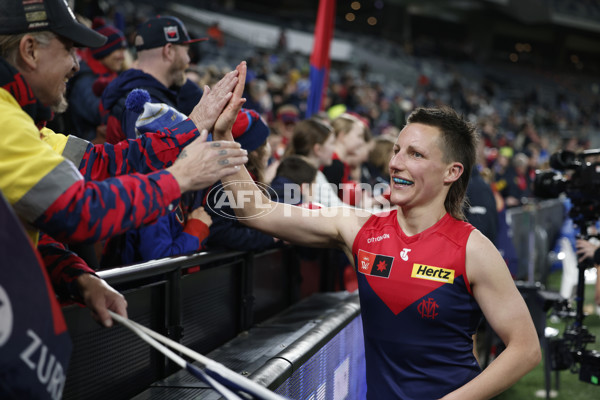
[189,206,213,227]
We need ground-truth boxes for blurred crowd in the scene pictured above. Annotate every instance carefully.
[548,0,600,19]
[55,1,600,272]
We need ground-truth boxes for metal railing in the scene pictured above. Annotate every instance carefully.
[62,246,303,400]
[506,199,565,284]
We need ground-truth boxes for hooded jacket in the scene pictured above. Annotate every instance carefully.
[67,50,118,141]
[101,68,202,144]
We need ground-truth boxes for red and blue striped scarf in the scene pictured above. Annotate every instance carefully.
[0,56,53,129]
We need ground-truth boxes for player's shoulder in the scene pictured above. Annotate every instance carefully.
[466,228,506,275]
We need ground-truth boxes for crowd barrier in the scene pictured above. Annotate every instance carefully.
[61,199,566,399]
[506,199,565,284]
[133,292,365,400]
[62,247,305,400]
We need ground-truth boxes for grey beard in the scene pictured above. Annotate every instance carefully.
[52,96,69,114]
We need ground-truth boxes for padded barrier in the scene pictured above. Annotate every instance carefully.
[132,292,364,400]
[62,248,301,400]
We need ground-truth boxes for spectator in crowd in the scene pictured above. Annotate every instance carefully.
[513,122,541,153]
[103,192,213,266]
[204,108,279,252]
[365,135,395,186]
[102,91,213,266]
[244,76,273,117]
[270,155,318,206]
[465,140,499,245]
[465,166,499,245]
[287,117,345,207]
[101,15,208,144]
[213,66,541,398]
[501,152,532,207]
[270,103,300,160]
[322,113,370,205]
[348,130,386,210]
[514,152,533,194]
[0,0,247,326]
[276,28,287,53]
[207,22,225,48]
[493,147,519,207]
[348,132,374,185]
[67,17,127,143]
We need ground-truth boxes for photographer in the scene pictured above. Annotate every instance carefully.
[575,237,600,311]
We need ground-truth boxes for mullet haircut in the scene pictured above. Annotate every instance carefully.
[407,106,478,220]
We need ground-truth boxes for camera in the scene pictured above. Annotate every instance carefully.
[548,300,600,385]
[534,149,600,225]
[534,149,600,385]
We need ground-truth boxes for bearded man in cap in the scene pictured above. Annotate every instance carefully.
[101,15,209,144]
[0,0,248,327]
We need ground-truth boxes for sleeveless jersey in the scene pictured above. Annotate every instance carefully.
[352,210,482,399]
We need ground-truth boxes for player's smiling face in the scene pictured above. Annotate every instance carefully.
[388,123,449,209]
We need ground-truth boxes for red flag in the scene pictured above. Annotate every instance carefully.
[307,0,336,117]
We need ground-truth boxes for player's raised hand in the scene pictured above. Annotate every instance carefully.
[214,61,247,141]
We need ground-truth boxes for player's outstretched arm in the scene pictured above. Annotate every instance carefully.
[210,62,367,250]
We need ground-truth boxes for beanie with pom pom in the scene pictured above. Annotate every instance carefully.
[232,109,270,152]
[126,89,188,135]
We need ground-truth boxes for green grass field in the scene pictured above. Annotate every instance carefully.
[494,270,600,399]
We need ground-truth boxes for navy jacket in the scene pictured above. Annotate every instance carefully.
[465,167,498,245]
[101,68,202,143]
[67,60,103,141]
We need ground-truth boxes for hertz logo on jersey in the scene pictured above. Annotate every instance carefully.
[411,264,455,284]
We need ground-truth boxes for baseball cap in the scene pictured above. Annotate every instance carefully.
[135,16,207,51]
[0,0,106,48]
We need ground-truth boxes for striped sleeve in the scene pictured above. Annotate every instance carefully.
[37,233,95,301]
[35,169,180,244]
[76,119,200,180]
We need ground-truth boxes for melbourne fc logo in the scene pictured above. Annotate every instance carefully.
[164,26,180,42]
[207,181,278,221]
[417,297,439,319]
[0,285,13,347]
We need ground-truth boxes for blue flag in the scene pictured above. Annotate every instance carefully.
[0,193,72,400]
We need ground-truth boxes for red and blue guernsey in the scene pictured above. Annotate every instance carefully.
[352,210,482,400]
